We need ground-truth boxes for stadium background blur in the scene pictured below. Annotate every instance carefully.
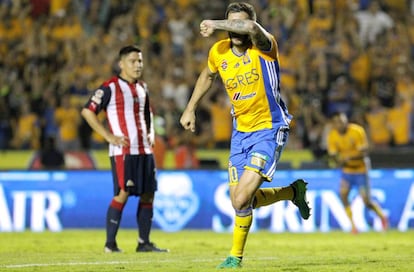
[1,0,414,169]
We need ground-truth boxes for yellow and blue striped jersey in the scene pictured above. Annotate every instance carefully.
[207,37,291,132]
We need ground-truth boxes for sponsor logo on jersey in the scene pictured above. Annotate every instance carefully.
[232,92,257,101]
[242,54,251,64]
[221,60,228,71]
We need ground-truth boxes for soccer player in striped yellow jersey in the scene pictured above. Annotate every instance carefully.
[327,112,388,234]
[180,2,310,269]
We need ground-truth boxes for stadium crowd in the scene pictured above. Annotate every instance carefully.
[0,0,414,163]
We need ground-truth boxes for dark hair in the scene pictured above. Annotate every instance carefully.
[330,111,348,119]
[225,2,256,21]
[330,111,342,118]
[119,45,141,59]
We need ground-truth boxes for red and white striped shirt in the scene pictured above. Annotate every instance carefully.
[85,76,154,156]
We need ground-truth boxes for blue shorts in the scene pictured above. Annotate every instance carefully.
[228,126,289,184]
[341,172,368,189]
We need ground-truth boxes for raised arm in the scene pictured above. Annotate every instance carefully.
[200,19,275,52]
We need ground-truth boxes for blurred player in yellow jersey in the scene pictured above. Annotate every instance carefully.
[327,112,388,234]
[180,2,310,269]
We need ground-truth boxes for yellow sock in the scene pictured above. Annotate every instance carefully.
[345,206,356,229]
[230,212,252,258]
[367,202,385,219]
[253,187,294,208]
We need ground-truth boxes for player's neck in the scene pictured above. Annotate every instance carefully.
[119,74,138,84]
[231,45,248,56]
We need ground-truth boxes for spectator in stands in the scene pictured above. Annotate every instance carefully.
[55,94,81,151]
[167,3,192,57]
[161,67,190,111]
[174,130,200,169]
[203,89,232,149]
[162,97,183,148]
[10,103,40,150]
[364,96,392,148]
[0,96,12,150]
[387,93,412,147]
[307,0,334,34]
[40,91,59,148]
[369,48,396,108]
[394,55,414,99]
[326,76,359,118]
[354,0,394,48]
[300,76,328,158]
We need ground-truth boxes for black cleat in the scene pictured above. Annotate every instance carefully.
[104,243,122,253]
[136,242,169,253]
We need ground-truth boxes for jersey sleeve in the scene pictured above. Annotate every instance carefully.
[326,131,337,155]
[355,125,369,151]
[261,35,278,60]
[207,48,218,73]
[83,85,111,114]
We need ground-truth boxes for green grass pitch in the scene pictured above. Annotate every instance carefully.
[0,230,413,271]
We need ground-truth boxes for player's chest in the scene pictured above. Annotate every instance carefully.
[335,134,358,150]
[113,84,146,106]
[218,52,260,92]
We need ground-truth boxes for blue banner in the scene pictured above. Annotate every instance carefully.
[0,169,413,232]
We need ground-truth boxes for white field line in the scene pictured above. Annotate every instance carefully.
[2,256,280,269]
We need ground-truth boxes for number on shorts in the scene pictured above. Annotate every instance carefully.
[228,166,238,184]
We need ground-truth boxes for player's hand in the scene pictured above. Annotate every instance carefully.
[200,20,215,37]
[338,156,348,166]
[108,135,129,147]
[148,132,155,147]
[180,109,196,132]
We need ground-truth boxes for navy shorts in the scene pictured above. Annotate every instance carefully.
[110,154,157,196]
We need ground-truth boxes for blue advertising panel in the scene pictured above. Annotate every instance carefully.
[0,169,413,232]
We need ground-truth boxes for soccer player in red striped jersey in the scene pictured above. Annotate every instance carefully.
[82,45,168,253]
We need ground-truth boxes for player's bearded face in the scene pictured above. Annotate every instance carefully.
[226,11,252,47]
[228,32,251,46]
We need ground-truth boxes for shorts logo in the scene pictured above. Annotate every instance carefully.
[126,180,135,187]
[251,152,268,168]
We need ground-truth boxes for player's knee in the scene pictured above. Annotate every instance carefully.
[116,189,129,203]
[232,194,250,210]
[365,201,374,209]
[140,193,154,203]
